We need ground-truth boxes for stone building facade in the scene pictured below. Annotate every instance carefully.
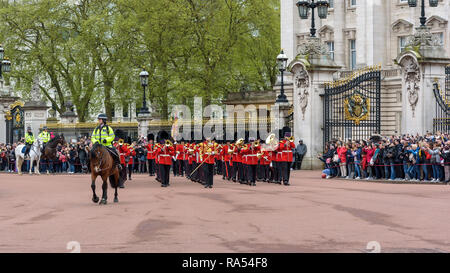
[280,0,450,136]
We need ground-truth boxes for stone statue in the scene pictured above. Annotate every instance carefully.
[403,57,420,117]
[295,68,310,121]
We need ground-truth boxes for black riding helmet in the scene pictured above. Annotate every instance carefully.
[97,113,108,124]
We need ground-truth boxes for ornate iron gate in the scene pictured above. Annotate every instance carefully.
[433,66,450,133]
[323,67,381,147]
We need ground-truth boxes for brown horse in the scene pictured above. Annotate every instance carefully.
[89,143,120,205]
[42,134,66,161]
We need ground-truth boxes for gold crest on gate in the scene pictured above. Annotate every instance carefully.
[344,94,370,125]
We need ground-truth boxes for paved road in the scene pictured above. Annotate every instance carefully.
[0,171,449,253]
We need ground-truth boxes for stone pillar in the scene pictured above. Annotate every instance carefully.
[397,26,450,135]
[23,102,49,137]
[288,37,340,170]
[137,112,152,138]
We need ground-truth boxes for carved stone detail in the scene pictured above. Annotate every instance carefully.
[402,57,420,117]
[294,68,310,120]
[297,37,329,56]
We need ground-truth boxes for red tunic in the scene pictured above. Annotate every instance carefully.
[276,140,295,162]
[146,143,155,160]
[118,144,129,165]
[155,145,175,165]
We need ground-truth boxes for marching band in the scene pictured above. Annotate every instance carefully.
[112,132,296,189]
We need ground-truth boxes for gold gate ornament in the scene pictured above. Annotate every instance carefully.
[344,94,370,125]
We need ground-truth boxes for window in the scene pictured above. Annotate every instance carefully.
[399,36,407,53]
[349,40,356,70]
[327,41,335,60]
[111,104,115,118]
[123,103,129,118]
[350,0,356,7]
[435,32,444,46]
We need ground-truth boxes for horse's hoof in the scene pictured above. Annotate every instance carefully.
[99,199,107,205]
[92,197,99,203]
[114,198,119,203]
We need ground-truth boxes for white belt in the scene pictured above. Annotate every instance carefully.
[282,151,292,153]
[247,155,258,157]
[160,154,171,157]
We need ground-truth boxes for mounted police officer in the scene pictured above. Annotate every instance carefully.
[91,114,121,170]
[38,126,50,152]
[24,126,35,158]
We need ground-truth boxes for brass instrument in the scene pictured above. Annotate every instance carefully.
[266,133,278,146]
[118,139,125,145]
[286,135,295,142]
[235,138,244,147]
[254,139,260,147]
[165,139,173,147]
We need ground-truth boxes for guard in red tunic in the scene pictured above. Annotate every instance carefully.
[126,143,136,181]
[155,140,175,187]
[116,140,128,188]
[202,141,216,188]
[243,139,261,186]
[146,139,156,176]
[221,141,232,180]
[175,140,186,177]
[277,133,296,186]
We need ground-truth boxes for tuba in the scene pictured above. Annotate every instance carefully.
[235,138,244,147]
[265,133,278,146]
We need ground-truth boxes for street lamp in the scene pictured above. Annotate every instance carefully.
[296,0,329,37]
[407,0,438,27]
[0,45,12,79]
[139,68,150,114]
[276,50,289,103]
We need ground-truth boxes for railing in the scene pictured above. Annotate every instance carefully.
[433,66,450,133]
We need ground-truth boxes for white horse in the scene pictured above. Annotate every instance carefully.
[15,138,42,175]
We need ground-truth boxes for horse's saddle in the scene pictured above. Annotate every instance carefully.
[21,147,27,153]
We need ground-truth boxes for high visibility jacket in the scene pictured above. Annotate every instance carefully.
[25,133,35,144]
[91,125,115,147]
[38,131,50,143]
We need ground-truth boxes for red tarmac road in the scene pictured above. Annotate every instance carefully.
[0,171,449,253]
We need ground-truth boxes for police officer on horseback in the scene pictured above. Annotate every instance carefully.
[38,126,50,152]
[24,126,35,158]
[91,114,122,170]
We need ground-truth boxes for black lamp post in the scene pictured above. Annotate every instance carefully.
[276,50,289,103]
[407,0,438,27]
[0,45,12,79]
[139,68,150,114]
[296,0,329,37]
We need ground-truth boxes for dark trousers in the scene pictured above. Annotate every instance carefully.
[160,164,171,185]
[259,164,269,181]
[148,159,155,175]
[237,162,244,182]
[186,162,192,178]
[274,161,281,182]
[204,163,214,186]
[295,154,304,170]
[216,160,222,175]
[280,161,290,184]
[175,160,184,176]
[231,162,237,180]
[128,164,133,179]
[247,164,257,183]
[120,164,127,181]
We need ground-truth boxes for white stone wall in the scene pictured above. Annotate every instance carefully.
[282,0,450,69]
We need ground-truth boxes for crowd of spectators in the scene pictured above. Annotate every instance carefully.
[319,132,450,183]
[0,136,151,174]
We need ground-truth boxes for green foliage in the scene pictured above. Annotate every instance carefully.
[0,0,280,120]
